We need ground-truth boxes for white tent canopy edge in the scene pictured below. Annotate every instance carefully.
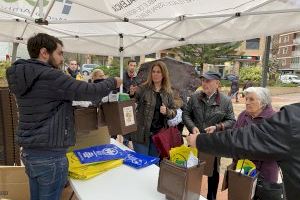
[0,0,300,86]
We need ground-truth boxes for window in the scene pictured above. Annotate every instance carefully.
[246,38,260,49]
[281,59,286,66]
[282,47,288,55]
[283,35,289,43]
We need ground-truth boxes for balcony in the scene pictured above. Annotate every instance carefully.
[293,37,300,45]
[290,64,300,69]
[292,51,300,57]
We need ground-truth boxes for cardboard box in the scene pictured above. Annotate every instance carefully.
[69,126,110,152]
[102,100,137,136]
[0,166,29,200]
[198,152,215,177]
[227,163,258,200]
[157,159,205,200]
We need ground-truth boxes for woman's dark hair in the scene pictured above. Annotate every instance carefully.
[27,33,63,58]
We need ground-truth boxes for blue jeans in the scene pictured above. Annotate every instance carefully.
[21,153,68,200]
[133,138,159,157]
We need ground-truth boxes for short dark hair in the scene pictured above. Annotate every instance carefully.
[27,33,63,59]
[128,59,136,65]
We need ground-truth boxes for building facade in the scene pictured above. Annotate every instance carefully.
[276,31,300,75]
[234,37,265,67]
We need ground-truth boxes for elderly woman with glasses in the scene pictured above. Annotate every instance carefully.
[233,87,279,198]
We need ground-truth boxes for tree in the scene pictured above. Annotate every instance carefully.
[173,42,242,69]
[269,35,282,80]
[0,61,10,86]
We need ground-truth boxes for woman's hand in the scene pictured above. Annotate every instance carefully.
[160,103,167,115]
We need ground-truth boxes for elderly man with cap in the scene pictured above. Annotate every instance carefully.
[183,71,236,200]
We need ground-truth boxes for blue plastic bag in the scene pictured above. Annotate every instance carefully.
[74,144,126,164]
[123,150,159,169]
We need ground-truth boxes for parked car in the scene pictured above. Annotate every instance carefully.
[280,74,300,84]
[81,64,98,75]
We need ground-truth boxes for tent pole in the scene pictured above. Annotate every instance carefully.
[11,42,19,63]
[124,21,180,50]
[44,0,56,20]
[20,0,39,39]
[29,23,118,50]
[38,0,44,18]
[261,36,271,87]
[119,34,124,93]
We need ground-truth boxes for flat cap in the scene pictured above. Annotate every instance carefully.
[200,71,221,80]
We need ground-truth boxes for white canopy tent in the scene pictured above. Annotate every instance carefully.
[0,0,300,83]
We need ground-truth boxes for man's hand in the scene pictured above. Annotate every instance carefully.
[114,77,122,88]
[129,85,137,96]
[204,126,217,134]
[192,127,200,135]
[160,103,167,115]
[187,132,199,148]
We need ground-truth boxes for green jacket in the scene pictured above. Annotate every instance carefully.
[183,91,236,133]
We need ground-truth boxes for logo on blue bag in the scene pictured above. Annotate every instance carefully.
[74,144,126,164]
[82,152,94,159]
[126,154,144,165]
[97,148,119,156]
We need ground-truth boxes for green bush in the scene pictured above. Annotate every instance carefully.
[0,61,11,80]
[239,66,262,85]
[93,66,120,78]
[220,79,231,87]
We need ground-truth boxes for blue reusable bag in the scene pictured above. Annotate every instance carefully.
[74,144,126,164]
[123,150,159,169]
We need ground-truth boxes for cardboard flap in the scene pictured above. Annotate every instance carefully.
[0,166,29,200]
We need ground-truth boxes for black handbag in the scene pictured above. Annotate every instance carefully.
[255,176,285,200]
[254,162,285,200]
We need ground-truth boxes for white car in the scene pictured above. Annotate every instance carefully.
[81,64,98,76]
[280,74,300,84]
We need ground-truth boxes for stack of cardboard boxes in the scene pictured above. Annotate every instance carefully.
[0,88,29,200]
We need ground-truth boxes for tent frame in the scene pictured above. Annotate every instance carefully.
[2,0,300,86]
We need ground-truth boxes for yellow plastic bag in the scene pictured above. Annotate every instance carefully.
[67,152,123,180]
[169,145,198,167]
[235,159,257,177]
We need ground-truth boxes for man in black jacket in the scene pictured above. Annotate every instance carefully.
[121,59,140,147]
[183,71,236,200]
[123,59,139,94]
[6,33,122,200]
[187,103,300,200]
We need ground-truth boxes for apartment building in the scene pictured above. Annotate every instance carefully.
[276,31,300,75]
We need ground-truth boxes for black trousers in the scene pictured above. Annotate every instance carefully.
[207,158,219,200]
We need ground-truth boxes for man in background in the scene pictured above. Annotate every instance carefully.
[66,59,83,80]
